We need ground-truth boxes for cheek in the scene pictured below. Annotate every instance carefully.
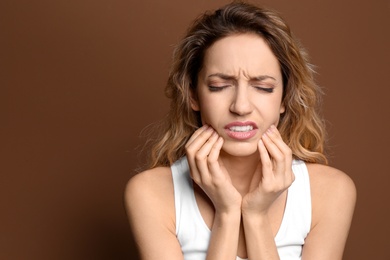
[198,103,221,128]
[273,107,283,123]
[199,108,214,125]
[258,101,284,125]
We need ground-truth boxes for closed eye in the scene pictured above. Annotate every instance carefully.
[254,86,274,93]
[208,85,230,92]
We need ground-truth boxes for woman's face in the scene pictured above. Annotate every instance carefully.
[191,33,285,157]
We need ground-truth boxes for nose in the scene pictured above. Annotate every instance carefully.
[229,86,253,116]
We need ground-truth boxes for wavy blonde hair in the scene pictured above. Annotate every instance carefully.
[143,1,328,169]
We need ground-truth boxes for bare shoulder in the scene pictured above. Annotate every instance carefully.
[125,166,174,212]
[124,167,185,258]
[124,166,176,233]
[306,163,357,227]
[306,163,356,199]
[125,166,173,200]
[301,164,357,258]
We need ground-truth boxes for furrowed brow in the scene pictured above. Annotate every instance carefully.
[207,73,237,81]
[207,73,277,84]
[250,75,277,82]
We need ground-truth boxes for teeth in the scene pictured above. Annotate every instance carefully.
[229,125,253,132]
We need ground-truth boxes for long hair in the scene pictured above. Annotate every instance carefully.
[144,1,328,169]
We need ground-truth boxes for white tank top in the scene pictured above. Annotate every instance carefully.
[171,156,311,260]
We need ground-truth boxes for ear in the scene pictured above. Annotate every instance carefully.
[190,90,200,111]
[279,102,285,114]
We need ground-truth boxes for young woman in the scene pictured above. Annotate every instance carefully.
[125,2,356,259]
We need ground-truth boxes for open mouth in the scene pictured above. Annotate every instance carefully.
[224,121,258,140]
[229,125,254,132]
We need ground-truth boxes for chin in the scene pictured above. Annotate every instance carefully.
[221,141,259,158]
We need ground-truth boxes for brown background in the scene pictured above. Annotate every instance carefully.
[1,0,389,259]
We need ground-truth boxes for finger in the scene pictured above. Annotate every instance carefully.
[185,125,210,148]
[186,126,212,183]
[207,136,223,162]
[261,131,285,175]
[264,126,293,177]
[266,126,294,183]
[193,132,220,184]
[259,139,292,193]
[258,139,274,180]
[187,153,201,184]
[265,126,292,156]
[186,126,214,156]
[187,156,201,184]
[193,131,219,162]
[207,137,224,179]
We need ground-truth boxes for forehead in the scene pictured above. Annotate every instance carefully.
[201,33,281,78]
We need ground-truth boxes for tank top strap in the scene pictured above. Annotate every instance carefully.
[171,156,211,258]
[275,159,311,246]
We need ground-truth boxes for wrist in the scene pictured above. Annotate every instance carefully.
[214,208,242,223]
[241,204,268,217]
[214,200,242,216]
[241,209,269,226]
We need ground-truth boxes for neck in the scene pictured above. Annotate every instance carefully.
[219,150,260,196]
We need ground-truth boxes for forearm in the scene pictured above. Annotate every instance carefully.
[242,213,280,260]
[206,210,241,260]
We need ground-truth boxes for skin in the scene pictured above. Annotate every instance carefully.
[125,33,356,259]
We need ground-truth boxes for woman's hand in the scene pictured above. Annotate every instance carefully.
[185,125,242,214]
[242,125,295,216]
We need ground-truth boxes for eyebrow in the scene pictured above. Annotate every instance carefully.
[207,73,277,82]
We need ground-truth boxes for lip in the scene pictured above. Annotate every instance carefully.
[224,121,258,140]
